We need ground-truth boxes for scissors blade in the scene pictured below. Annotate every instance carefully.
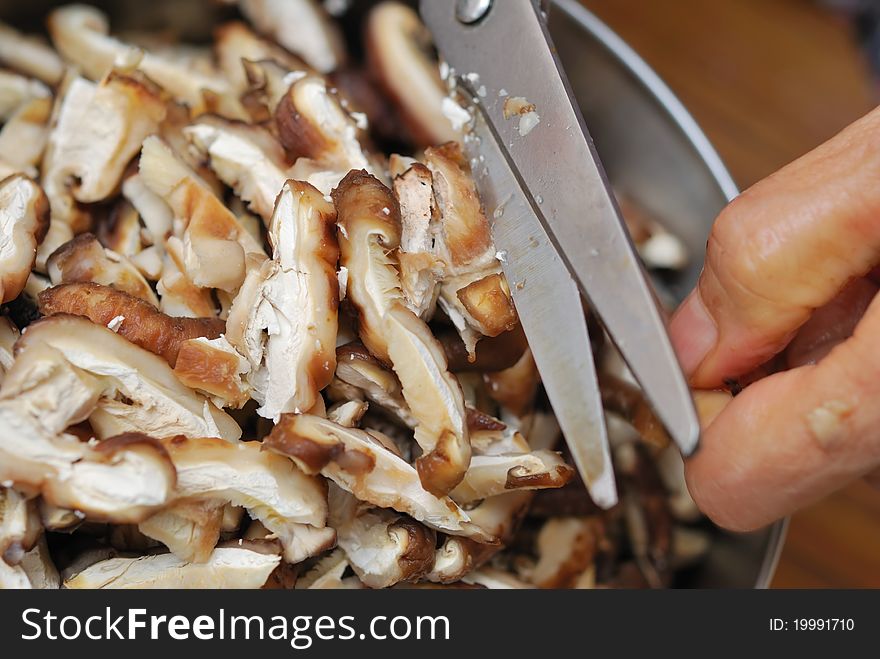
[468,110,617,508]
[421,0,699,456]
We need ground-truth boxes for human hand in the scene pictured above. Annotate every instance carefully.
[669,107,880,531]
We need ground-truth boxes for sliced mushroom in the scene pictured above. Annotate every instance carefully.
[226,180,338,419]
[460,566,529,589]
[48,5,244,118]
[393,163,442,318]
[278,75,382,194]
[600,372,671,450]
[0,22,64,85]
[0,556,30,588]
[426,535,496,584]
[43,69,166,205]
[0,487,41,565]
[173,336,251,408]
[215,21,309,94]
[449,451,573,505]
[531,516,604,588]
[484,347,540,417]
[0,344,176,522]
[0,95,52,172]
[139,135,266,291]
[0,316,19,381]
[160,435,329,563]
[241,58,302,121]
[0,70,49,120]
[47,234,158,306]
[156,236,219,318]
[333,343,415,427]
[185,115,290,224]
[239,0,346,74]
[0,175,49,303]
[138,499,225,564]
[329,485,435,588]
[18,536,60,589]
[121,173,173,250]
[327,398,369,428]
[295,548,364,589]
[39,282,225,368]
[365,2,459,147]
[266,413,495,543]
[64,546,281,589]
[334,170,470,496]
[11,314,240,441]
[424,143,514,356]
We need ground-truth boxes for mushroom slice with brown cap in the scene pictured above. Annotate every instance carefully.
[39,283,225,368]
[329,485,436,588]
[334,170,470,496]
[424,143,516,356]
[0,22,64,85]
[241,58,301,122]
[47,234,158,306]
[0,355,176,521]
[393,163,442,319]
[266,413,495,543]
[47,5,244,118]
[327,399,369,428]
[139,136,266,292]
[226,180,339,420]
[277,76,383,194]
[484,347,541,418]
[365,2,460,147]
[215,21,310,94]
[0,487,40,565]
[531,516,604,588]
[0,175,49,304]
[159,436,329,563]
[13,314,240,441]
[64,547,281,589]
[296,549,365,589]
[185,116,290,224]
[173,337,251,409]
[334,343,415,427]
[426,535,496,584]
[239,0,346,74]
[449,451,573,506]
[138,499,226,564]
[96,200,143,260]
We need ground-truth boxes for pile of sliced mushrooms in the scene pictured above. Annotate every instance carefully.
[0,0,707,590]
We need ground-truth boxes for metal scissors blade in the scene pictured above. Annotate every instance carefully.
[421,0,700,458]
[469,110,617,508]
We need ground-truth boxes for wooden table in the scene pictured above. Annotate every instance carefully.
[581,0,880,587]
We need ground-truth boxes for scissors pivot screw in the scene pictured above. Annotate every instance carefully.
[456,0,492,25]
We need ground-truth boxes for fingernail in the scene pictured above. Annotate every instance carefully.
[670,289,717,376]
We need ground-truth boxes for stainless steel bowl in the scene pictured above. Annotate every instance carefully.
[0,0,786,587]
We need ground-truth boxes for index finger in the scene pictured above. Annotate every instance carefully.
[670,106,880,388]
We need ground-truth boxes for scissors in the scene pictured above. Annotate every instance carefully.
[420,0,700,508]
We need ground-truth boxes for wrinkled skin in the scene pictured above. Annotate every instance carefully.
[670,106,880,531]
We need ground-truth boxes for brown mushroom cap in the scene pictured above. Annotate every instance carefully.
[39,282,225,368]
